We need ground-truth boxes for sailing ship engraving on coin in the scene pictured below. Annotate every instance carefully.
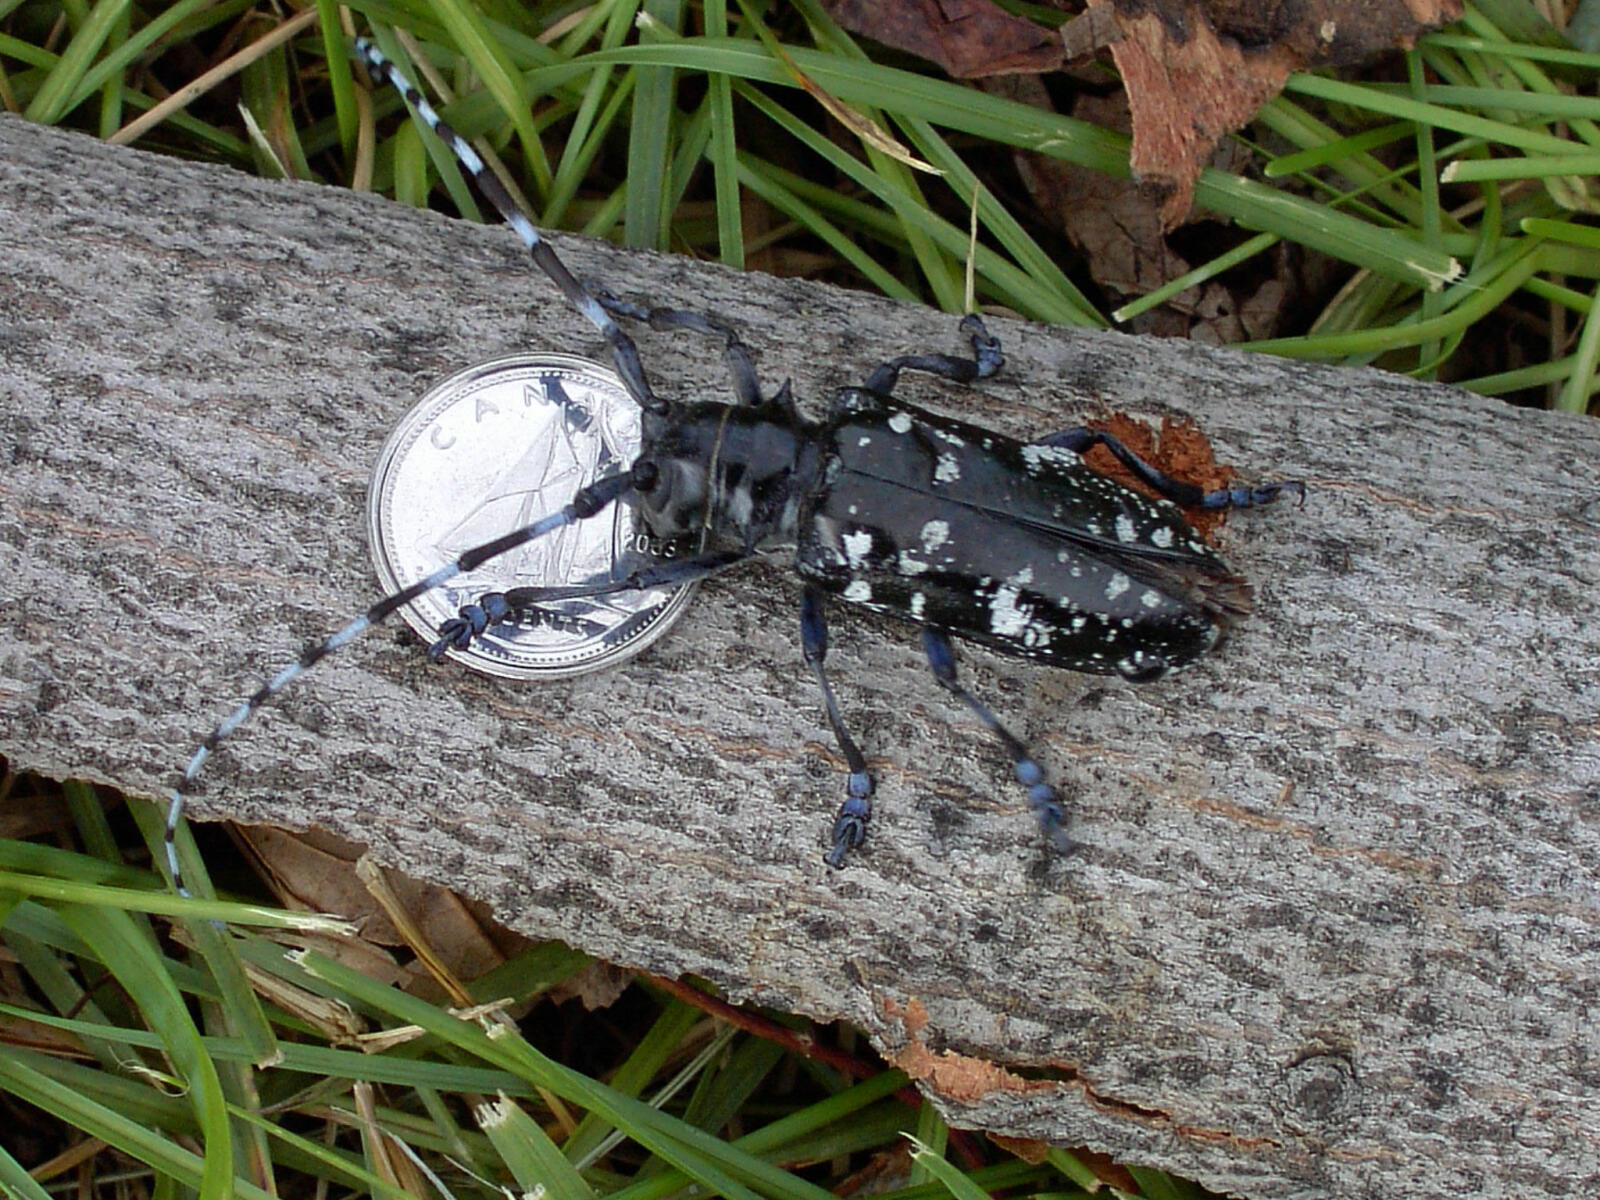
[368,354,697,678]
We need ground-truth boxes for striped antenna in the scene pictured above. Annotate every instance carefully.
[163,468,639,896]
[352,38,664,416]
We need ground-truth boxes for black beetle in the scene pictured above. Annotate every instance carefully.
[162,40,1300,887]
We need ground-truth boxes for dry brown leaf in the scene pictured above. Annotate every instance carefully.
[823,0,1063,76]
[822,0,1462,226]
[1092,0,1457,225]
[996,77,1303,345]
[0,1009,94,1059]
[235,826,525,998]
[547,960,634,1010]
[1098,0,1301,225]
[833,1140,915,1197]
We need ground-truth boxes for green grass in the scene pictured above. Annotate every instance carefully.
[3,0,1596,407]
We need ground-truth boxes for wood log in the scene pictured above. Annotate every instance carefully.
[2,114,1596,1200]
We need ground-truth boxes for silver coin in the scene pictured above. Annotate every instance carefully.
[367,353,696,678]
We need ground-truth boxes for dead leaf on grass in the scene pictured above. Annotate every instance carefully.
[822,0,1064,76]
[996,76,1305,343]
[1095,0,1462,225]
[822,0,1462,226]
[235,825,525,999]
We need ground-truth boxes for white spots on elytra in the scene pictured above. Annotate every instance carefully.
[1085,520,1104,537]
[1141,589,1164,608]
[898,550,929,575]
[934,453,961,485]
[888,411,913,433]
[1151,525,1175,549]
[844,579,873,603]
[989,584,1029,637]
[1008,565,1035,586]
[910,591,926,620]
[1105,572,1130,600]
[932,428,965,446]
[857,435,872,447]
[1020,443,1075,472]
[920,519,950,552]
[1115,513,1138,543]
[847,504,859,515]
[842,529,874,568]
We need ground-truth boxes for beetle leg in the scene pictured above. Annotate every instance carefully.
[1036,427,1306,510]
[429,550,750,660]
[864,313,1003,395]
[587,288,765,407]
[801,587,876,868]
[920,628,1075,856]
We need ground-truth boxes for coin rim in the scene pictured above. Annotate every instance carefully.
[366,352,697,680]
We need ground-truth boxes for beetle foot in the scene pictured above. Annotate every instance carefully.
[957,313,1003,378]
[823,772,874,869]
[587,283,648,322]
[1200,479,1307,510]
[1032,788,1077,856]
[427,592,511,662]
[1018,763,1077,855]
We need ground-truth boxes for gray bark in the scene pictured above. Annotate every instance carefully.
[2,114,1597,1200]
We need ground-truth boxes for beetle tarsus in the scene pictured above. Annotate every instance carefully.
[957,313,1003,378]
[802,587,882,867]
[826,777,874,869]
[863,313,1005,396]
[429,594,510,662]
[1198,479,1307,510]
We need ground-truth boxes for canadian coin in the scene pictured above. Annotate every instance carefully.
[367,353,697,678]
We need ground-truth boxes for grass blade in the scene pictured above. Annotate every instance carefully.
[22,0,132,124]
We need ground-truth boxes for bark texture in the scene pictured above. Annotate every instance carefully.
[1,115,1597,1200]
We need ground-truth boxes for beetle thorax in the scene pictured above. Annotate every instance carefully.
[636,403,817,550]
